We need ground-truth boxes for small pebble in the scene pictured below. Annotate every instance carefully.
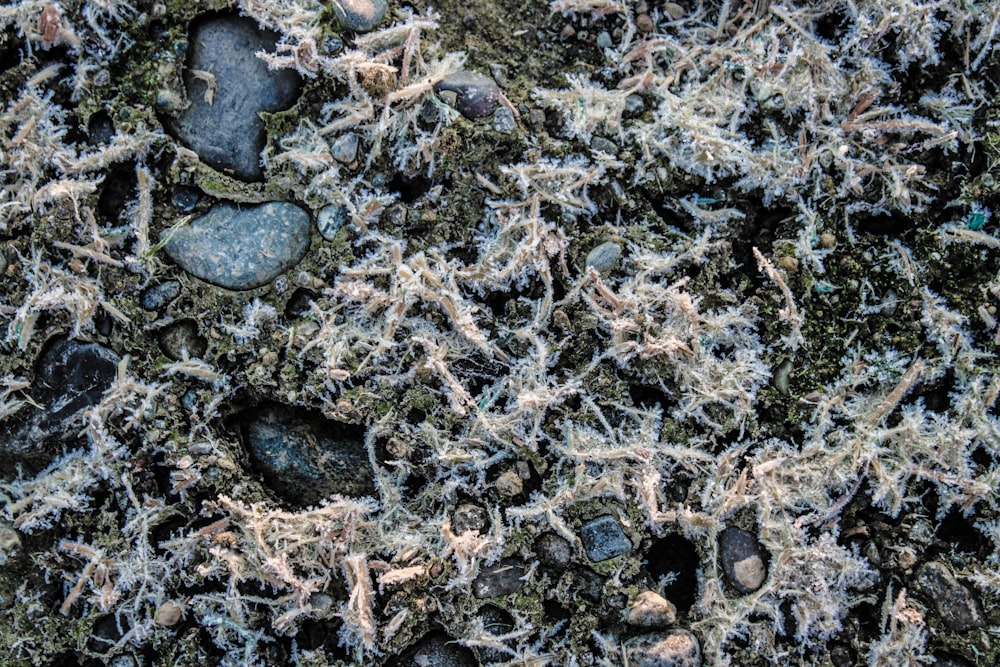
[142,281,182,311]
[719,526,767,594]
[625,93,646,117]
[664,2,685,20]
[585,241,622,275]
[820,232,837,248]
[636,14,655,33]
[452,502,489,535]
[317,203,350,240]
[157,319,207,360]
[172,185,200,213]
[331,0,387,32]
[580,514,632,562]
[154,601,183,626]
[596,31,612,48]
[330,132,359,164]
[35,336,120,422]
[914,561,984,632]
[535,532,572,570]
[472,557,525,598]
[164,201,311,290]
[435,71,501,119]
[590,136,618,155]
[624,630,702,667]
[627,591,678,627]
[495,469,523,497]
[476,605,515,664]
[493,106,517,134]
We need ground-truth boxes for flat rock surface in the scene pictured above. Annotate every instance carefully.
[163,14,302,181]
[164,201,310,290]
[580,513,632,562]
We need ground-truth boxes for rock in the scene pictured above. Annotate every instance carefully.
[718,527,767,594]
[452,502,489,535]
[494,469,523,497]
[386,632,477,667]
[476,604,515,664]
[627,591,678,627]
[493,106,516,134]
[172,185,200,213]
[330,132,359,164]
[914,561,984,632]
[163,14,302,181]
[624,630,702,667]
[580,514,632,562]
[585,241,622,275]
[625,93,645,117]
[153,601,183,626]
[331,0,387,32]
[241,402,374,506]
[473,557,525,598]
[35,336,120,422]
[316,203,349,241]
[435,71,501,119]
[157,319,207,360]
[535,532,572,570]
[142,281,182,311]
[590,136,618,155]
[163,201,311,290]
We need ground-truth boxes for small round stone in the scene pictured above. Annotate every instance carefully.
[627,591,678,628]
[434,71,501,119]
[535,532,572,570]
[493,106,517,134]
[585,241,622,275]
[317,203,350,241]
[157,319,207,361]
[330,132,359,164]
[331,0,387,32]
[163,201,311,290]
[580,514,632,562]
[476,605,515,664]
[636,14,655,33]
[154,600,183,626]
[719,527,767,594]
[172,185,200,213]
[624,630,702,667]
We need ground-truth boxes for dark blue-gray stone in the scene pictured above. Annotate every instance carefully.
[163,202,311,290]
[242,403,374,507]
[472,558,525,598]
[580,514,632,562]
[142,280,182,310]
[332,0,388,32]
[35,336,120,422]
[719,526,768,594]
[163,14,302,181]
[914,561,984,632]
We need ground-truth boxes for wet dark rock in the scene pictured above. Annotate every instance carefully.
[472,557,525,598]
[476,604,515,664]
[580,514,632,562]
[624,630,702,667]
[331,0,387,32]
[241,402,374,506]
[35,336,120,423]
[157,319,207,360]
[452,502,489,535]
[163,201,311,290]
[142,281,182,311]
[386,631,477,667]
[163,14,302,181]
[172,185,200,213]
[719,526,768,594]
[87,110,114,145]
[913,561,984,632]
[535,532,572,570]
[435,71,501,119]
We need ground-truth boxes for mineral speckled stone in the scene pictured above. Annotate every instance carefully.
[330,132,359,163]
[316,203,349,241]
[625,630,702,667]
[535,532,572,570]
[627,591,678,627]
[914,561,984,632]
[141,280,182,311]
[434,71,501,119]
[331,0,388,32]
[241,402,374,507]
[163,14,302,181]
[386,632,477,667]
[580,514,632,562]
[472,557,525,598]
[164,202,311,290]
[718,526,768,594]
[452,502,489,535]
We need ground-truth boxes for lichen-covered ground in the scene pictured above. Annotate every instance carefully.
[3,1,1000,665]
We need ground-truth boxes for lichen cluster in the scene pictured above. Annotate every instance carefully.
[2,0,1000,665]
